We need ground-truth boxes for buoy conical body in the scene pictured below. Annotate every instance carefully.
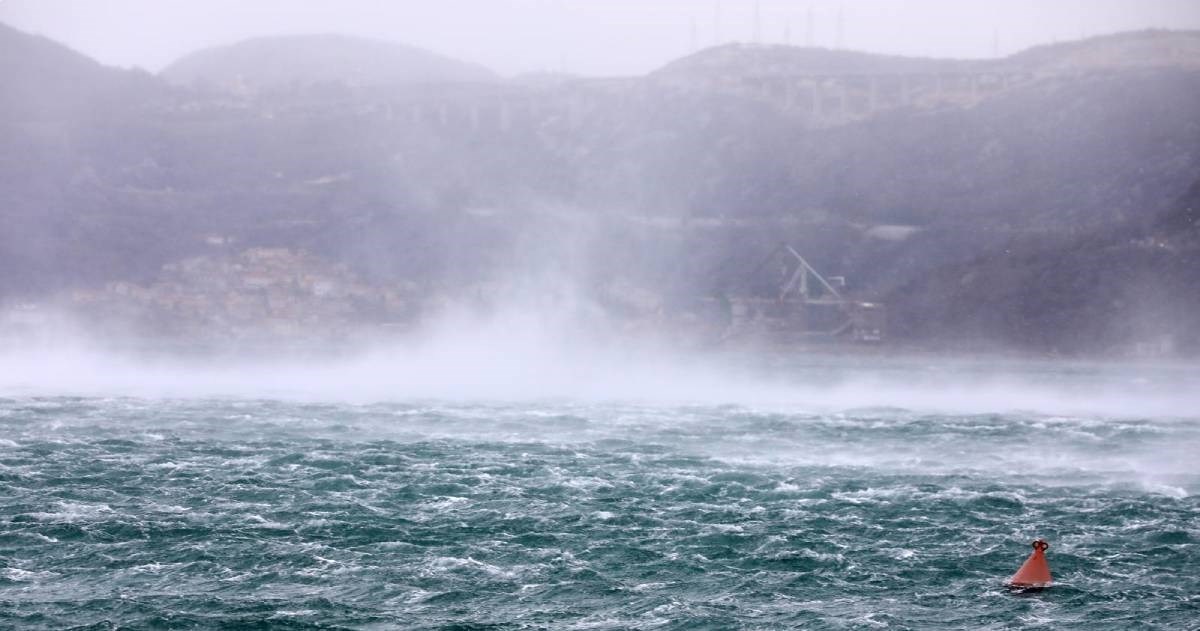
[1007,539,1052,588]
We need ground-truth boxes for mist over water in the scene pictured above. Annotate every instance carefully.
[3,307,1199,418]
[2,306,1198,496]
[3,310,1199,628]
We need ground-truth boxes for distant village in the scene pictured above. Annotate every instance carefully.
[0,244,887,354]
[29,248,421,350]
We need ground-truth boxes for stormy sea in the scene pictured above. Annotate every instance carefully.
[1,352,1198,629]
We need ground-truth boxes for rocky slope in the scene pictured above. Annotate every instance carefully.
[885,178,1200,354]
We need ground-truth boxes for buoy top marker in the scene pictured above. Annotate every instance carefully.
[1007,538,1052,589]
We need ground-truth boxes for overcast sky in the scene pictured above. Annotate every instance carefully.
[3,0,1198,76]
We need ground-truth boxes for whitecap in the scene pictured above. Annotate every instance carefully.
[245,514,289,529]
[631,582,668,592]
[2,568,56,582]
[28,501,114,522]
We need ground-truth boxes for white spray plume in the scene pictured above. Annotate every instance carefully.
[1,302,1198,420]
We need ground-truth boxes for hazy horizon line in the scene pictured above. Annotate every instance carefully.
[6,18,1197,80]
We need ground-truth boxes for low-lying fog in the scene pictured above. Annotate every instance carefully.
[2,304,1197,420]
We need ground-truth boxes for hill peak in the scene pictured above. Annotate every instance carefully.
[655,29,1200,79]
[1010,29,1200,71]
[654,43,974,79]
[161,33,498,91]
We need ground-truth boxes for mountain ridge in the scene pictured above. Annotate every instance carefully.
[657,29,1200,78]
[160,33,499,91]
[2,23,1198,355]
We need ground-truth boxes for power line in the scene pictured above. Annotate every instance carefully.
[805,7,815,47]
[835,4,845,50]
[714,0,722,46]
[753,0,761,44]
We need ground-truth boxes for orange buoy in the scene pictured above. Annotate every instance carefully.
[1007,538,1052,589]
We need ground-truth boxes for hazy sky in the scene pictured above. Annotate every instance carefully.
[2,0,1198,76]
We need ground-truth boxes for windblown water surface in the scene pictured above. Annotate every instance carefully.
[1,352,1198,629]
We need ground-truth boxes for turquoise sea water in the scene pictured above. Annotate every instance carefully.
[1,357,1198,629]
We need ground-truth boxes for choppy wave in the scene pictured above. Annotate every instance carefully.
[1,392,1197,628]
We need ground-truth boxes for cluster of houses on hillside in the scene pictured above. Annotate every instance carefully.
[2,243,888,352]
[62,248,420,347]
